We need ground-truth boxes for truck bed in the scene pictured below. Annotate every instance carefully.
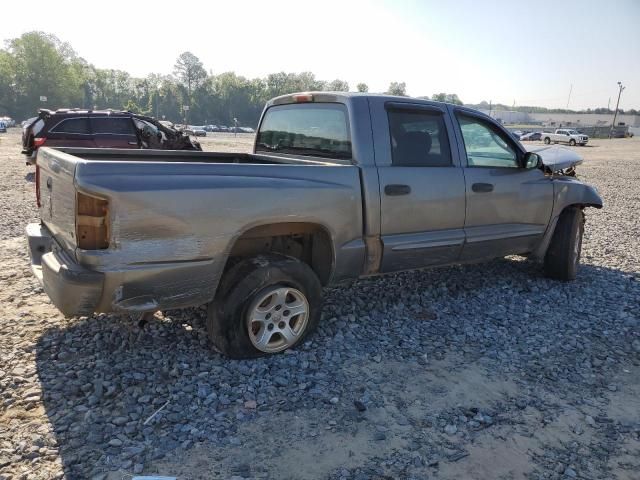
[52,147,352,166]
[32,146,365,315]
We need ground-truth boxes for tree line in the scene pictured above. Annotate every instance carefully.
[0,32,468,126]
[4,32,631,127]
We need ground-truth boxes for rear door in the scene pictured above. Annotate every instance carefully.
[44,117,95,148]
[451,108,553,260]
[90,116,139,148]
[370,98,466,272]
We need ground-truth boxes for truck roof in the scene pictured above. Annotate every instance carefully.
[268,91,452,108]
[38,108,136,117]
[266,92,492,125]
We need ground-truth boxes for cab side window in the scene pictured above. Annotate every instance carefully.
[91,117,136,135]
[388,109,452,167]
[50,118,90,134]
[457,115,518,168]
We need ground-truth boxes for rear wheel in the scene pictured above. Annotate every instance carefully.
[544,207,584,281]
[544,137,551,145]
[206,254,323,358]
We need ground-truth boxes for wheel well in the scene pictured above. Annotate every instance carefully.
[566,202,601,210]
[226,223,334,285]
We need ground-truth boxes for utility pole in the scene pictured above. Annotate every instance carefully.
[566,84,572,110]
[609,82,625,139]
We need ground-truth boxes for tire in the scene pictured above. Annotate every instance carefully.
[207,254,323,359]
[569,139,576,146]
[544,207,584,281]
[544,137,551,145]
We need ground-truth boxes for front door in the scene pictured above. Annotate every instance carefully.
[371,100,467,272]
[90,117,139,148]
[453,111,553,261]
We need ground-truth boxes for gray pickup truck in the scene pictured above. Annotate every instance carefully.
[27,92,603,358]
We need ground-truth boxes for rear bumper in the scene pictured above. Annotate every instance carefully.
[26,223,104,317]
[22,150,37,164]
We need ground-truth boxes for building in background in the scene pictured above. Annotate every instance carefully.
[478,110,639,137]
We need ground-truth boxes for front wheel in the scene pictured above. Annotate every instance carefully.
[544,207,584,281]
[206,254,323,358]
[544,137,551,145]
[569,139,576,146]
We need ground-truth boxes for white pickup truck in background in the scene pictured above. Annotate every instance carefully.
[542,129,589,146]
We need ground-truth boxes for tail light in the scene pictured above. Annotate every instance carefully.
[33,137,47,148]
[76,192,109,250]
[35,165,41,208]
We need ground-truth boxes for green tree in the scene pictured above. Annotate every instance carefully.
[386,82,407,96]
[356,83,369,93]
[89,69,135,110]
[327,79,349,92]
[432,93,463,105]
[0,50,16,114]
[123,99,149,115]
[264,72,327,99]
[173,52,207,109]
[4,31,86,119]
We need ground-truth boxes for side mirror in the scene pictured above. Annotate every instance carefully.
[523,152,542,169]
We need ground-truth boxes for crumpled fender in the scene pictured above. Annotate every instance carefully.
[531,178,603,260]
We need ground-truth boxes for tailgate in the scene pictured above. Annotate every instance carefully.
[37,148,79,254]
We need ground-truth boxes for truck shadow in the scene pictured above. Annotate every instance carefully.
[34,259,639,478]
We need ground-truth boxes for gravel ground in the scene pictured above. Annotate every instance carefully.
[0,129,639,480]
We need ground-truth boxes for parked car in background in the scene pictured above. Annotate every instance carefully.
[190,126,207,136]
[218,125,230,132]
[0,120,6,133]
[542,129,589,146]
[509,131,522,142]
[27,92,602,358]
[521,132,542,141]
[0,116,14,129]
[21,109,201,164]
[231,126,256,134]
[609,129,632,139]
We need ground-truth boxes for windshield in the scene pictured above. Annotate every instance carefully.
[567,130,579,135]
[256,103,352,160]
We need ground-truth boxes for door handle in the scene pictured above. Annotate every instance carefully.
[128,141,138,145]
[472,182,494,193]
[385,184,411,196]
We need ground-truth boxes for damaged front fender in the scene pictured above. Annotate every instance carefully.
[530,178,603,260]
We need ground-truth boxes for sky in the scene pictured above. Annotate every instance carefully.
[3,0,639,110]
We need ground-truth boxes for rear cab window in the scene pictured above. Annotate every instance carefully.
[256,103,351,160]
